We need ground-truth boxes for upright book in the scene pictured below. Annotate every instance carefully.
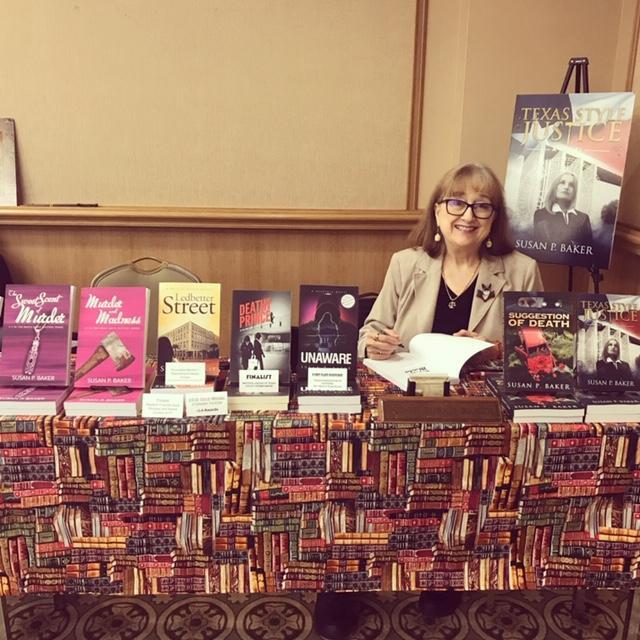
[297,285,359,383]
[156,283,221,381]
[576,293,640,393]
[0,285,76,386]
[229,290,291,384]
[504,92,635,268]
[503,291,574,394]
[74,287,149,388]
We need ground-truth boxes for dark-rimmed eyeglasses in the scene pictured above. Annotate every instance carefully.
[439,198,494,219]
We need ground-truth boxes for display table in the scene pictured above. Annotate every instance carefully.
[0,374,639,595]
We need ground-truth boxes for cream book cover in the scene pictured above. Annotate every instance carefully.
[157,283,221,380]
[0,119,17,206]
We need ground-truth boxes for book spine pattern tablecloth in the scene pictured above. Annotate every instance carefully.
[0,377,639,594]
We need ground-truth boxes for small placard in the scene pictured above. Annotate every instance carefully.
[142,393,184,418]
[185,391,228,417]
[307,367,348,391]
[239,369,279,393]
[165,362,206,386]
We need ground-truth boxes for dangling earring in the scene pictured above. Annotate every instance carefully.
[485,237,493,249]
[434,226,442,242]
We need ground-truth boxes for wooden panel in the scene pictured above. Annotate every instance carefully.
[0,224,410,354]
[0,206,420,231]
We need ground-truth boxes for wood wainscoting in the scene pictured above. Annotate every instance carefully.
[1,206,635,353]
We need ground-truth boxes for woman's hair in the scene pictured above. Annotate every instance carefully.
[601,337,620,361]
[544,171,578,210]
[407,162,513,257]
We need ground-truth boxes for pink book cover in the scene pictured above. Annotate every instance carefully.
[0,285,76,386]
[74,287,149,388]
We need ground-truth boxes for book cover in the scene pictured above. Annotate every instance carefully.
[229,290,291,385]
[504,93,635,268]
[74,287,149,388]
[157,283,221,380]
[576,293,640,392]
[297,285,359,382]
[503,292,574,394]
[64,387,143,417]
[0,285,76,386]
[0,119,17,206]
[0,386,71,416]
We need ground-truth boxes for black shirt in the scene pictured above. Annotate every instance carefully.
[431,276,477,335]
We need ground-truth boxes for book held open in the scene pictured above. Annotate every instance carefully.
[363,333,492,391]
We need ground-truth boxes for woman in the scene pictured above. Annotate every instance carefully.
[596,337,633,382]
[533,171,593,262]
[313,165,544,638]
[360,162,542,361]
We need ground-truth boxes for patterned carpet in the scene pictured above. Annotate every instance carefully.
[1,590,639,640]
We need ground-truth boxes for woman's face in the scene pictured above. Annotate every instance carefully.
[605,339,620,359]
[434,183,494,255]
[554,173,576,204]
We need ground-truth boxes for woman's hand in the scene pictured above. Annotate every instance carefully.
[365,327,403,360]
[454,330,502,360]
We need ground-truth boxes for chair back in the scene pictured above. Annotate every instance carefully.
[91,256,201,355]
[358,292,378,329]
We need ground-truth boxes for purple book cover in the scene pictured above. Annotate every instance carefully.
[75,287,149,388]
[0,285,75,386]
[297,284,359,382]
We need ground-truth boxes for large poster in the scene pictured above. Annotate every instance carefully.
[504,93,635,268]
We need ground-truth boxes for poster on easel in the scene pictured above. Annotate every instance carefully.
[504,93,635,269]
[0,118,17,206]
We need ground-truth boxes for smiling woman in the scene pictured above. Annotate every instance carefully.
[356,162,544,621]
[358,163,543,362]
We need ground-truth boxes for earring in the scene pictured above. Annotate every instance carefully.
[434,227,442,242]
[485,237,493,248]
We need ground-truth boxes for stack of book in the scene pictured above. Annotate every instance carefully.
[578,391,640,423]
[296,384,362,414]
[486,376,585,423]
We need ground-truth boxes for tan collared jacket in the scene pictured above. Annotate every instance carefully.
[358,248,543,357]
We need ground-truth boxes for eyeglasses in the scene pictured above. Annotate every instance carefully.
[439,198,494,219]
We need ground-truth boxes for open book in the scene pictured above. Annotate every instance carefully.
[363,333,493,391]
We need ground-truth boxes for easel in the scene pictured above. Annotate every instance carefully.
[560,57,603,294]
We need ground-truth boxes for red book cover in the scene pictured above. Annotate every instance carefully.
[75,287,149,388]
[0,285,76,386]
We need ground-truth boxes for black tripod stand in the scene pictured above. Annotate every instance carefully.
[559,57,603,294]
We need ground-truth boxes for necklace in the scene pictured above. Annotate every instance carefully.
[23,323,47,375]
[442,263,480,309]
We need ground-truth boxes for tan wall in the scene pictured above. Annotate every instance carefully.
[1,0,639,319]
[2,0,415,209]
[419,0,632,206]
